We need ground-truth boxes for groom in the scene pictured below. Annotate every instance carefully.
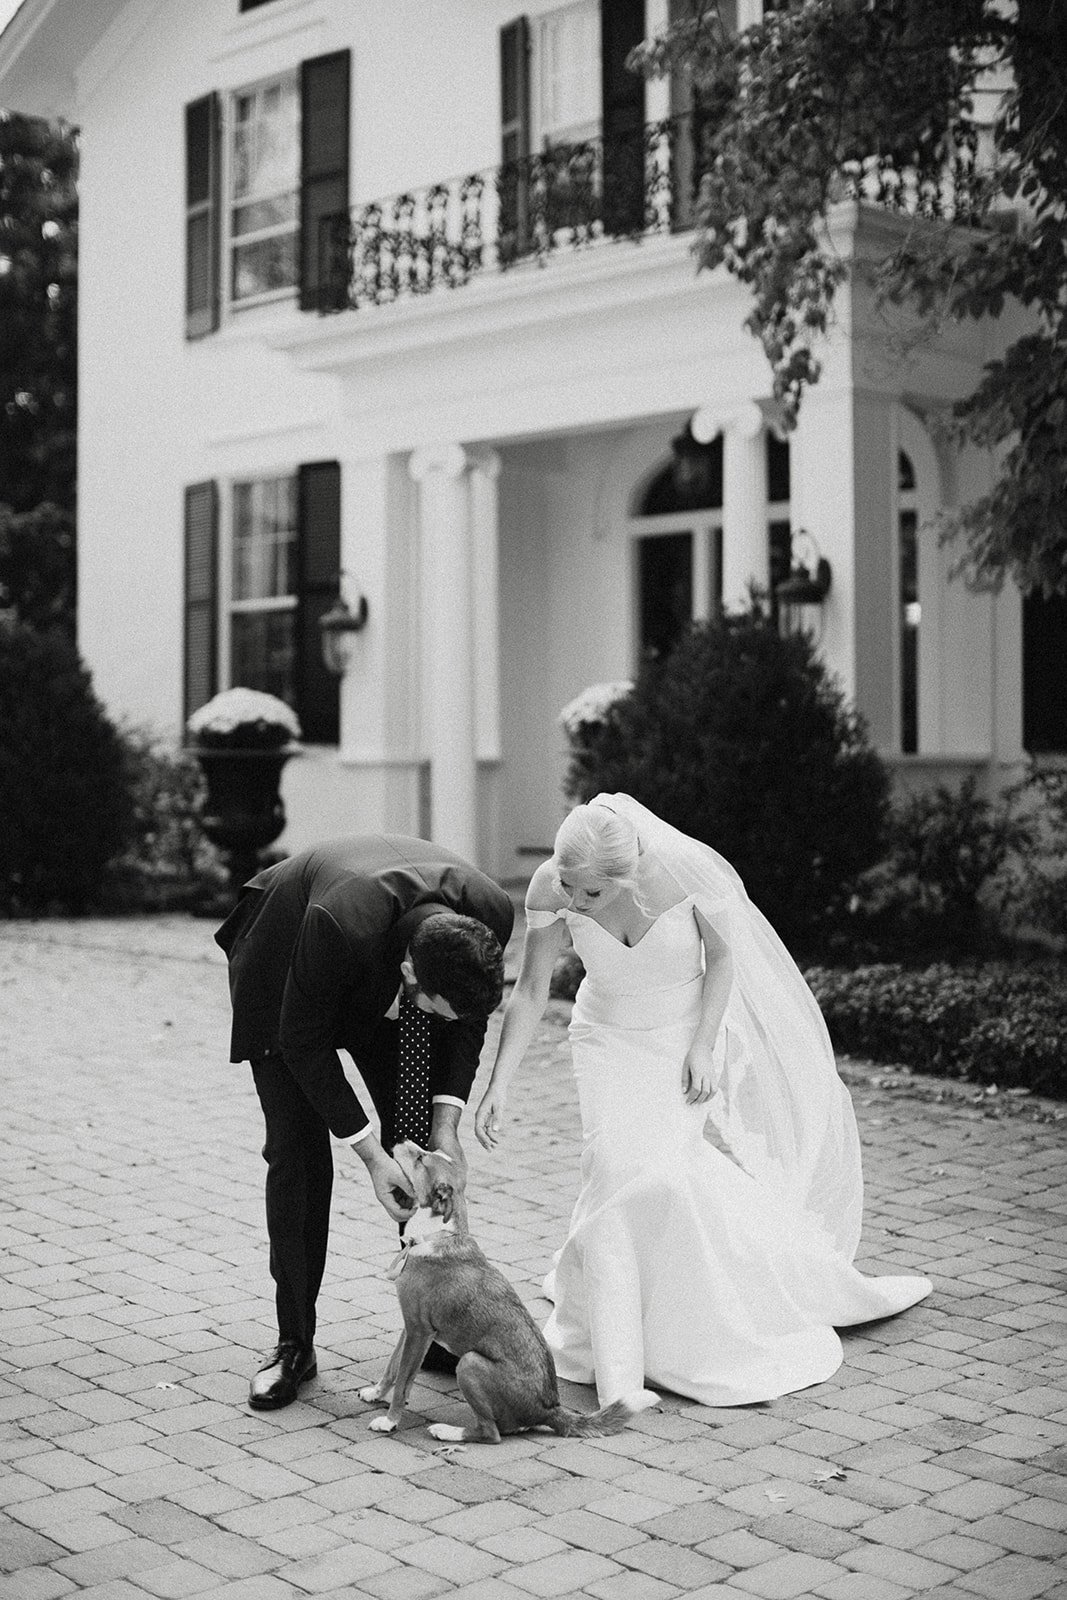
[215,833,514,1409]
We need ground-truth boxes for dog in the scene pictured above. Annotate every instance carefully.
[358,1140,648,1443]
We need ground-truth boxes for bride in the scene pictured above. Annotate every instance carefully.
[474,793,931,1410]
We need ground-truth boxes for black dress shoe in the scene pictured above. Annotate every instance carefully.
[248,1340,317,1409]
[421,1341,458,1375]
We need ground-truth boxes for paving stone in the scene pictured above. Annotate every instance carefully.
[728,1551,845,1598]
[505,1548,623,1595]
[962,1553,1066,1600]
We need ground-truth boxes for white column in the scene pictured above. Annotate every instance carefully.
[721,402,768,612]
[468,449,502,764]
[409,444,477,861]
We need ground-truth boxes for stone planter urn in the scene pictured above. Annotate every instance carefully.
[186,689,302,900]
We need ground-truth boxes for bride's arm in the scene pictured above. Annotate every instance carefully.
[474,869,567,1149]
[682,905,735,1105]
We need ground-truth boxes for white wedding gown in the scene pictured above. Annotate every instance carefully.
[536,897,932,1408]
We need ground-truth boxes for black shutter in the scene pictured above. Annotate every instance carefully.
[183,481,218,727]
[185,94,221,339]
[600,0,646,235]
[299,50,351,312]
[296,461,341,744]
[499,17,531,263]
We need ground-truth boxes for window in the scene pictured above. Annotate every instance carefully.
[185,51,349,335]
[767,432,791,630]
[229,475,298,701]
[632,431,723,662]
[1023,592,1067,753]
[184,462,341,743]
[898,450,919,753]
[533,1,601,148]
[228,73,300,305]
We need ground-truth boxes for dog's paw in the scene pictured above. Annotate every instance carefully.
[428,1423,466,1442]
[358,1385,383,1405]
[368,1414,398,1433]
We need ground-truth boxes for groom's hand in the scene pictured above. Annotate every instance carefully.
[428,1103,467,1197]
[353,1136,415,1222]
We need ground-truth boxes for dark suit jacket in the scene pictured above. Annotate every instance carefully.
[215,834,514,1139]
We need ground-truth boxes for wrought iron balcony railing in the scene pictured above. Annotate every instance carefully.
[312,115,985,316]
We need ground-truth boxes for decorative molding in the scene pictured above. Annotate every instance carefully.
[409,443,469,484]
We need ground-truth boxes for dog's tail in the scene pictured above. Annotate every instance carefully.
[548,1389,658,1438]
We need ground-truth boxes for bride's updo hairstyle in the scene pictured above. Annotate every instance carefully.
[552,803,647,907]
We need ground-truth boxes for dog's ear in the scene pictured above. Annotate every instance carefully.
[430,1180,454,1223]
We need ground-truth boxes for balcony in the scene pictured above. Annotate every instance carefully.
[309,115,985,318]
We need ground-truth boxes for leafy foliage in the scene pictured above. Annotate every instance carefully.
[101,733,227,912]
[846,776,1034,960]
[0,112,78,517]
[0,621,133,913]
[805,960,1067,1098]
[0,500,75,633]
[562,610,889,953]
[634,0,1067,594]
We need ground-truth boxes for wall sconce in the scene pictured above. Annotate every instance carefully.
[774,530,831,638]
[319,589,369,674]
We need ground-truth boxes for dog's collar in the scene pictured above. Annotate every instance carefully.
[386,1209,455,1278]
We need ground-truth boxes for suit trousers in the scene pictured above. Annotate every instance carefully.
[251,1019,402,1345]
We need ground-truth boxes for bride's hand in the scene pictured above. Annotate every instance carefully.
[474,1085,508,1149]
[682,1048,717,1105]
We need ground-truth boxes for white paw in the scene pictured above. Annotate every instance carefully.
[368,1414,398,1433]
[427,1423,465,1442]
[358,1385,383,1404]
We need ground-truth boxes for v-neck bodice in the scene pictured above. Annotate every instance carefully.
[563,894,701,1005]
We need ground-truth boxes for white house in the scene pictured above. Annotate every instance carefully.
[1,0,1062,880]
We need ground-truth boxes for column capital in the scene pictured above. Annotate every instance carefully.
[467,446,502,482]
[691,400,767,444]
[409,443,469,484]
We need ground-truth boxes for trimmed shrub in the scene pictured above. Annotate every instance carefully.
[805,961,1067,1099]
[1011,766,1067,947]
[563,610,889,954]
[0,621,134,912]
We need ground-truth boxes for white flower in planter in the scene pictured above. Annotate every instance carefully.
[187,688,302,747]
[558,681,634,740]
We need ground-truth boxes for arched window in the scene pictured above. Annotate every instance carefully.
[630,426,791,663]
[631,431,723,663]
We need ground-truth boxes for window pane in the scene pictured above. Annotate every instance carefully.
[767,433,790,503]
[539,2,600,138]
[232,230,298,299]
[639,533,693,661]
[231,78,298,202]
[232,477,296,599]
[232,192,297,237]
[900,508,919,754]
[230,610,296,703]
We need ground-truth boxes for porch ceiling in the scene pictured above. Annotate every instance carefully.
[0,0,128,118]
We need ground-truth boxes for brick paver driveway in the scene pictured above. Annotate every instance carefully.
[2,917,1065,1600]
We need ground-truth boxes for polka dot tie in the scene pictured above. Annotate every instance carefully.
[396,994,433,1146]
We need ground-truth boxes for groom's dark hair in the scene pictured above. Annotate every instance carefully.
[410,913,505,1017]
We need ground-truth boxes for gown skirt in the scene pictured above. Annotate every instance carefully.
[540,899,932,1408]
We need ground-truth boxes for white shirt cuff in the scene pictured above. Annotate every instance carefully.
[432,1096,465,1109]
[343,1126,374,1146]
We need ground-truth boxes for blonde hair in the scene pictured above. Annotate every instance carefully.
[551,803,646,906]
